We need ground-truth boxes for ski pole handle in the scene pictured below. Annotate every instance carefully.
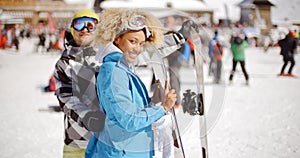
[164,79,169,91]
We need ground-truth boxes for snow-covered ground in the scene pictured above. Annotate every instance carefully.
[0,37,299,158]
[0,38,63,158]
[209,46,300,158]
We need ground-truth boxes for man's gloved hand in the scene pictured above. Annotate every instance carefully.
[82,110,106,132]
[178,20,199,39]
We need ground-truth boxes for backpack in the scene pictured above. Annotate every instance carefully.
[213,43,223,60]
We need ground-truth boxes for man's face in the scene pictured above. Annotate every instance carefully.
[114,30,146,63]
[72,17,97,46]
[74,29,96,46]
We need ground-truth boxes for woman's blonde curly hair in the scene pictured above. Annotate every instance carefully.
[95,8,164,47]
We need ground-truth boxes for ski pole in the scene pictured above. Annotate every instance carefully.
[162,60,186,158]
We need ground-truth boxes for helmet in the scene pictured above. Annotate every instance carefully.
[72,9,100,22]
[70,10,99,37]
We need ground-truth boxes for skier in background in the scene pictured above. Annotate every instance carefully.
[0,30,7,49]
[212,40,223,84]
[208,30,218,76]
[229,34,250,85]
[278,31,298,77]
[37,33,46,52]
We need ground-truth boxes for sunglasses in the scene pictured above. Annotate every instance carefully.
[72,17,98,31]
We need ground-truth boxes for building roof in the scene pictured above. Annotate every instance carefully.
[238,0,255,8]
[237,0,300,25]
[238,0,274,8]
[253,0,275,6]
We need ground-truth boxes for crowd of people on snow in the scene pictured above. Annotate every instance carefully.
[2,8,298,158]
[0,22,65,52]
[0,27,20,50]
[203,25,299,85]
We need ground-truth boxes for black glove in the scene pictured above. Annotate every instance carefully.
[178,20,199,39]
[82,110,106,132]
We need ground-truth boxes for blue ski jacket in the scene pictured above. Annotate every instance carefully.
[85,44,165,158]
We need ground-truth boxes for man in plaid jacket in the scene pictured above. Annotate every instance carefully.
[54,10,105,158]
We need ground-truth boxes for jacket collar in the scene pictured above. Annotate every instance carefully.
[103,52,123,63]
[96,43,133,72]
[62,46,97,62]
[102,52,133,73]
[95,42,122,63]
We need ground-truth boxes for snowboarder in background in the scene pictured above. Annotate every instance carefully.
[229,34,250,85]
[278,31,298,77]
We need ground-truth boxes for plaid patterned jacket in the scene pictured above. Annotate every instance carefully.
[54,40,100,148]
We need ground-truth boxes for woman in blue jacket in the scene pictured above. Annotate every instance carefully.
[85,8,177,158]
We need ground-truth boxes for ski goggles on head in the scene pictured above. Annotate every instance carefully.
[72,17,98,31]
[117,15,152,39]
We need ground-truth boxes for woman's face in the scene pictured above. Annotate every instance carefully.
[114,30,146,63]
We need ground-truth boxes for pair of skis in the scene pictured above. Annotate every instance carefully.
[190,28,209,158]
[148,28,208,158]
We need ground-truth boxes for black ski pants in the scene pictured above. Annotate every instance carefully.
[229,60,249,81]
[281,56,295,74]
